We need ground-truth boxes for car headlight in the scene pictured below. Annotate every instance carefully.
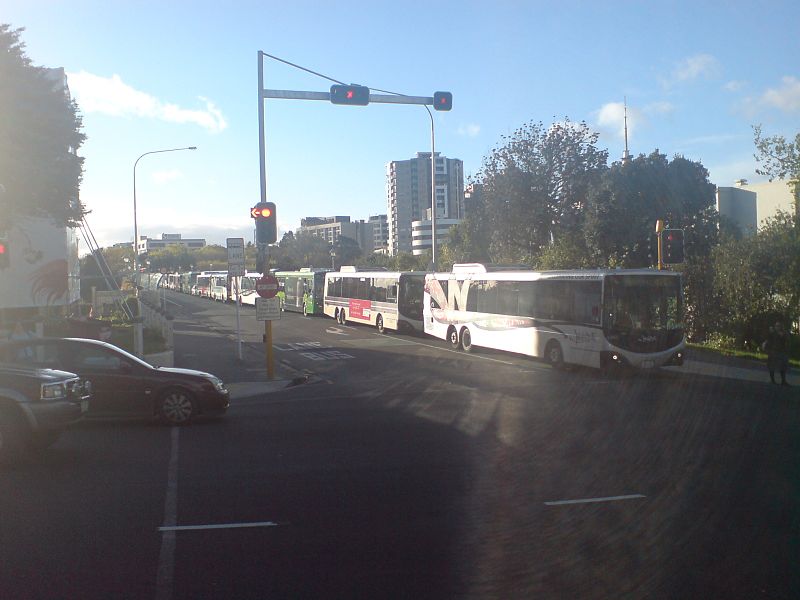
[208,377,226,392]
[41,382,67,400]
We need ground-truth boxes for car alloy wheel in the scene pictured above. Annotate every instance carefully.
[159,389,195,425]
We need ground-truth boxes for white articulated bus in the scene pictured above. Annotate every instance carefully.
[324,268,426,333]
[423,264,685,370]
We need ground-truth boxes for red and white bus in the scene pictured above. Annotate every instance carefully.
[324,267,426,333]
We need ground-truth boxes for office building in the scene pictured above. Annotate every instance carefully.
[135,233,206,255]
[716,179,797,235]
[387,152,464,255]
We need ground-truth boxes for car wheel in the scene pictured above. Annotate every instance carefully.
[448,327,461,350]
[461,327,473,353]
[158,389,196,425]
[376,314,385,334]
[545,340,564,370]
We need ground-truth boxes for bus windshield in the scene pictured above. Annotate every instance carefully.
[604,275,682,334]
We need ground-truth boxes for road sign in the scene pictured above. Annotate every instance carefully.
[256,274,279,298]
[256,297,281,320]
[227,238,245,277]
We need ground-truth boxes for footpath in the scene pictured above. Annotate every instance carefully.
[670,347,798,386]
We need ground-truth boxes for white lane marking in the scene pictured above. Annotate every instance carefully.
[325,326,349,336]
[544,494,646,506]
[388,336,516,365]
[159,521,281,532]
[155,426,180,600]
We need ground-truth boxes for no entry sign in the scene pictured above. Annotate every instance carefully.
[256,275,279,299]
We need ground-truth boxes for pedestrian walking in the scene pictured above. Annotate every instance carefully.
[762,321,791,386]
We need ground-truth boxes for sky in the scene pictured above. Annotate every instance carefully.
[5,1,800,251]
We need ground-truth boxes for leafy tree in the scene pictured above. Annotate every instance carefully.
[0,25,86,226]
[331,236,362,267]
[712,211,800,346]
[753,125,800,212]
[471,118,608,263]
[583,151,717,268]
[146,246,193,272]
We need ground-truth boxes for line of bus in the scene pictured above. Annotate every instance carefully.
[323,267,426,333]
[423,263,685,370]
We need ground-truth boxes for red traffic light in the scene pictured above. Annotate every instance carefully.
[433,91,452,111]
[330,84,370,106]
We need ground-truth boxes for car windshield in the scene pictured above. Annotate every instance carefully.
[2,5,797,599]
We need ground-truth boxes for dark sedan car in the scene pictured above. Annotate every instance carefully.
[0,338,228,425]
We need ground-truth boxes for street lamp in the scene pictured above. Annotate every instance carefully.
[133,146,197,272]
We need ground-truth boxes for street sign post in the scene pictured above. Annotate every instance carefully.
[256,297,281,320]
[255,274,279,379]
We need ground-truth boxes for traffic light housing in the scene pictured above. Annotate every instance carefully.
[251,202,277,245]
[0,236,8,269]
[433,91,452,111]
[662,229,685,264]
[330,84,370,106]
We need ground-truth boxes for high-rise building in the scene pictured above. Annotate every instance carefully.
[386,152,464,255]
[368,214,389,253]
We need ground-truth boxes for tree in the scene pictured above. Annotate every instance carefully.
[0,25,86,227]
[472,118,608,263]
[583,151,717,268]
[753,125,800,217]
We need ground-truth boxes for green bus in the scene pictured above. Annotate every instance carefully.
[275,268,330,316]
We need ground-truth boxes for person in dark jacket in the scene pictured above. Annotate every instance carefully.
[763,322,791,386]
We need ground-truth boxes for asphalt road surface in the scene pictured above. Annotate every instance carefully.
[1,290,797,599]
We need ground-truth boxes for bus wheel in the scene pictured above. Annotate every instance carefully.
[339,310,346,325]
[334,308,340,322]
[448,326,461,350]
[461,327,473,353]
[545,340,564,370]
[376,314,385,334]
[303,303,308,317]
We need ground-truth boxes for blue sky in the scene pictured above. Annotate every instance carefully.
[6,1,800,250]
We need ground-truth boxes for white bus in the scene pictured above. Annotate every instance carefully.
[423,264,685,370]
[233,273,263,306]
[324,268,426,333]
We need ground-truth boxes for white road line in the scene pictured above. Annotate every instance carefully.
[158,521,281,532]
[155,427,180,600]
[384,336,516,365]
[544,494,646,506]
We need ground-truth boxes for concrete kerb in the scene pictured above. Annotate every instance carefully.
[227,376,310,400]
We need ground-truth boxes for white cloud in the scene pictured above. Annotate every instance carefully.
[661,54,721,88]
[151,169,183,184]
[724,80,747,92]
[457,123,481,137]
[595,102,640,140]
[66,71,228,133]
[759,76,800,113]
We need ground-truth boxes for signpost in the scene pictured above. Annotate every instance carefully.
[227,238,245,360]
[256,274,279,378]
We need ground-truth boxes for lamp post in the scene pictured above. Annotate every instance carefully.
[133,146,197,272]
[424,106,437,269]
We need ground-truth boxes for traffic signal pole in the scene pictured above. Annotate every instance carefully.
[655,219,664,270]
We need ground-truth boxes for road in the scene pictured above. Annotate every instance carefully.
[1,290,798,599]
